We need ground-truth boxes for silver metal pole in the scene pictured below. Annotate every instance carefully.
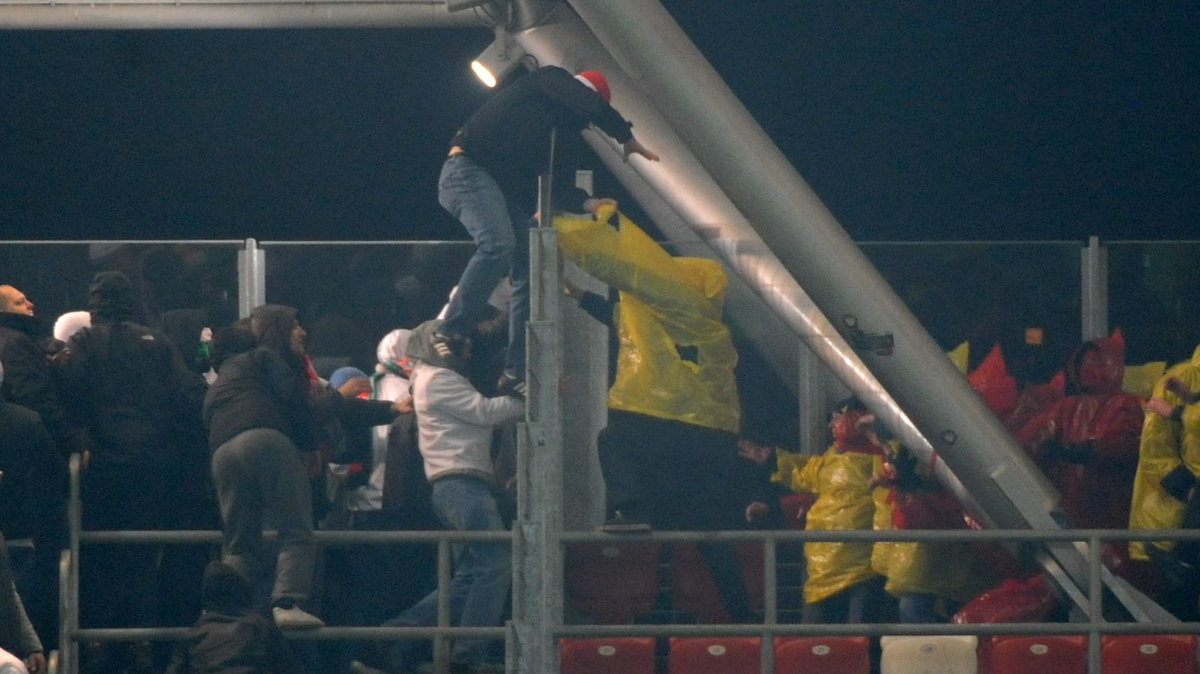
[1081,236,1109,342]
[563,0,1170,620]
[511,3,986,525]
[510,175,566,673]
[0,0,488,30]
[237,238,265,318]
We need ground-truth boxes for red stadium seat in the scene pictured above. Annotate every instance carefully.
[560,637,656,674]
[668,636,760,674]
[1101,634,1199,674]
[775,635,870,674]
[564,542,661,624]
[984,635,1086,674]
[668,542,764,623]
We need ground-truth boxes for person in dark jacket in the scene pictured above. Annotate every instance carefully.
[0,284,76,647]
[0,285,77,456]
[0,359,60,657]
[164,561,307,674]
[434,65,658,396]
[56,270,210,673]
[205,305,402,631]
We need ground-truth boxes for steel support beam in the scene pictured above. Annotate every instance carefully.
[0,0,486,29]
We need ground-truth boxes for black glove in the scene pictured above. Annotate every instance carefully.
[1043,439,1093,464]
[1161,465,1198,502]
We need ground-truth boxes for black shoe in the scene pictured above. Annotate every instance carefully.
[599,511,651,533]
[496,372,526,399]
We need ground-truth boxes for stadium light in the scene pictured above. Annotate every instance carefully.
[470,28,526,88]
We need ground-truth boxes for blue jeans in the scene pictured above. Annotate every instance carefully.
[384,475,511,666]
[438,155,531,377]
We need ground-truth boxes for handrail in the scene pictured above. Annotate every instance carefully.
[61,450,1200,674]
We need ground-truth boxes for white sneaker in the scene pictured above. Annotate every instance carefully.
[272,605,325,630]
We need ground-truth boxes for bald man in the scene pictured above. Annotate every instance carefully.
[0,285,34,316]
[0,284,71,646]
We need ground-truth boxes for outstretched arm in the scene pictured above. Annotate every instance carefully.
[622,135,659,162]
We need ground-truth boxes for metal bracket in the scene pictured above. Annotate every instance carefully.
[840,314,894,356]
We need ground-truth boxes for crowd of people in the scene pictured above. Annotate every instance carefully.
[1,62,1199,674]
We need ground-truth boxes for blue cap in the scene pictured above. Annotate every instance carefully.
[329,366,369,390]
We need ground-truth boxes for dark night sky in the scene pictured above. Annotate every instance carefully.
[1,1,1197,242]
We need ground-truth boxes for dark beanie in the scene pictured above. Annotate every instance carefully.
[88,270,136,323]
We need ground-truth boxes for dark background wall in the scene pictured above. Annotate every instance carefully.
[2,1,1197,242]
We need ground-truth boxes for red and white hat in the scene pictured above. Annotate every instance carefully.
[574,70,612,102]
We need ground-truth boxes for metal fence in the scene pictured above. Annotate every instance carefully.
[7,234,1199,673]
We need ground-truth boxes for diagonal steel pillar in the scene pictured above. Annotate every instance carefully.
[551,0,1170,621]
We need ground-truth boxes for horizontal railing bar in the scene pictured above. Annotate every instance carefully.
[71,620,1200,644]
[76,625,507,642]
[0,239,246,245]
[79,527,1200,545]
[79,529,512,544]
[558,528,1200,543]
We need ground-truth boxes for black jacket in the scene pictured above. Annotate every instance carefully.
[0,312,74,454]
[205,348,396,453]
[451,65,635,212]
[57,320,206,468]
[0,401,56,540]
[204,347,315,452]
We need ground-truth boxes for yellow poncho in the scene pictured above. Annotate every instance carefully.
[1129,344,1200,559]
[553,206,739,433]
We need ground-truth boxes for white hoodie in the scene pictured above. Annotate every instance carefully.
[411,361,523,482]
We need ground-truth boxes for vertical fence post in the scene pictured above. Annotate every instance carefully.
[511,174,564,673]
[237,238,265,318]
[1080,235,1108,342]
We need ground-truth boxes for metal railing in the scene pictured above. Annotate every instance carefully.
[57,451,1200,674]
[28,233,1200,673]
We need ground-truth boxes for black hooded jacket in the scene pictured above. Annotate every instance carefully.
[203,305,315,452]
[0,311,73,453]
[451,65,634,214]
[57,272,206,467]
[203,305,396,452]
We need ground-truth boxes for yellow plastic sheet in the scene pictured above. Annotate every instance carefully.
[1129,345,1200,559]
[554,206,739,433]
[1123,360,1167,398]
[947,341,970,375]
[778,446,884,604]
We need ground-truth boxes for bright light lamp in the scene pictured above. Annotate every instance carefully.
[470,31,526,88]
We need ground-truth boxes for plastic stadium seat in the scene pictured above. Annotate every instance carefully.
[668,636,760,674]
[775,635,870,674]
[879,635,978,674]
[668,542,764,623]
[1101,634,1199,674]
[564,542,661,624]
[560,637,656,674]
[984,634,1086,674]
